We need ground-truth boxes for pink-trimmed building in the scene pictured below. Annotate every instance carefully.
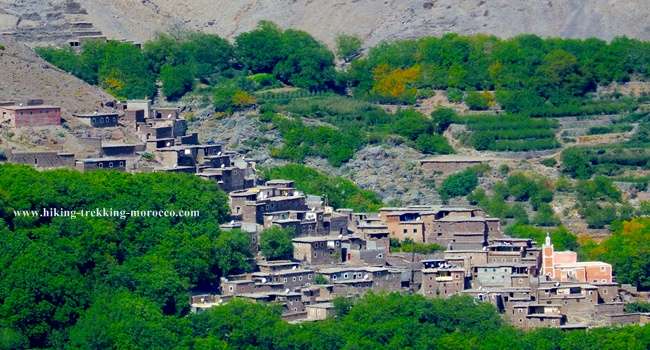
[542,234,612,284]
[0,105,61,127]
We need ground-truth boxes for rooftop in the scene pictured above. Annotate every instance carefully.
[77,157,127,162]
[420,155,495,163]
[293,236,342,243]
[0,104,60,110]
[74,112,119,118]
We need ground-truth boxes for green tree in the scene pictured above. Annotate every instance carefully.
[260,227,294,260]
[215,229,253,276]
[335,34,363,62]
[561,147,593,179]
[160,63,194,100]
[234,21,285,72]
[438,168,481,201]
[431,108,456,133]
[68,290,180,350]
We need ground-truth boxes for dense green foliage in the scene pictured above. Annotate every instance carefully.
[74,293,650,349]
[582,218,650,290]
[588,124,634,135]
[572,176,636,229]
[468,173,557,225]
[626,302,650,313]
[264,96,454,165]
[561,145,650,179]
[0,164,251,348]
[456,114,560,152]
[37,22,335,102]
[269,114,365,166]
[260,227,294,260]
[37,41,156,99]
[235,21,336,90]
[347,33,650,113]
[261,164,383,212]
[438,165,488,202]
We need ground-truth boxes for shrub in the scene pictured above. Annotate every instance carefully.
[540,158,557,167]
[533,203,560,226]
[393,239,443,254]
[313,275,329,285]
[438,167,482,201]
[447,88,464,103]
[465,91,490,110]
[414,134,454,154]
[431,108,456,133]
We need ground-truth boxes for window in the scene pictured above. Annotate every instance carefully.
[403,229,407,234]
[292,276,296,281]
[308,274,312,280]
[229,286,233,292]
[413,228,417,233]
[601,279,607,283]
[119,161,124,167]
[109,162,113,168]
[98,163,103,168]
[600,266,606,271]
[332,275,337,280]
[299,276,303,281]
[343,273,349,279]
[283,277,287,282]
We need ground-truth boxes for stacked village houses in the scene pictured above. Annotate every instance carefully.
[1,99,256,192]
[194,181,649,328]
[1,99,647,329]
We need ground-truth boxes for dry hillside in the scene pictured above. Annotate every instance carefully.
[0,37,112,115]
[1,1,649,47]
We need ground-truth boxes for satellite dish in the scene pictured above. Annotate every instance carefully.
[363,274,369,280]
[292,265,297,270]
[261,278,266,283]
[285,289,290,293]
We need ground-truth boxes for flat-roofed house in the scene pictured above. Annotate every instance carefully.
[0,104,61,127]
[74,112,119,127]
[6,150,75,169]
[76,157,127,172]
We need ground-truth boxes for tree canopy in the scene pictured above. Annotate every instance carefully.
[0,164,249,348]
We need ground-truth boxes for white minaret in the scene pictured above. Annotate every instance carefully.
[542,232,555,280]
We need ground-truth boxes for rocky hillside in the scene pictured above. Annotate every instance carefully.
[0,37,136,155]
[0,37,112,114]
[1,0,649,47]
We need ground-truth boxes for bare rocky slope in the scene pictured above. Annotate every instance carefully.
[0,37,134,155]
[0,37,112,114]
[1,1,649,47]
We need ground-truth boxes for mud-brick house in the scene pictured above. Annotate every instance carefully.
[0,104,61,128]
